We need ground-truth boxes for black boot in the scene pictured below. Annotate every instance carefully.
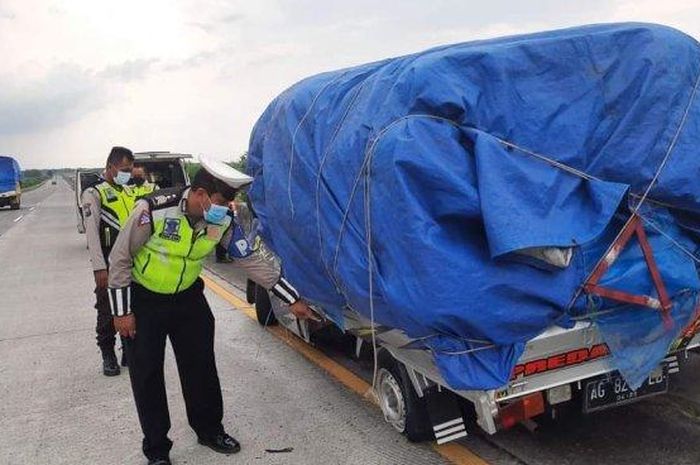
[198,432,241,454]
[120,337,129,367]
[101,348,120,376]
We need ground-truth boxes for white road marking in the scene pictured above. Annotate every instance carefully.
[29,206,35,211]
[13,215,23,223]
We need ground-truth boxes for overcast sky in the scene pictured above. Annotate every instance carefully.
[1,0,699,169]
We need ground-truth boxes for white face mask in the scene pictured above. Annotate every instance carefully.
[114,170,131,186]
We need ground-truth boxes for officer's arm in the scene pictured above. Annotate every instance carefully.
[107,200,152,316]
[219,227,301,305]
[81,188,107,271]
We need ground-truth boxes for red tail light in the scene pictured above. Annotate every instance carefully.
[497,392,545,430]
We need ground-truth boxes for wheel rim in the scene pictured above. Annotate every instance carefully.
[377,368,406,432]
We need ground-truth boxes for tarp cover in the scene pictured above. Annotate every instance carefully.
[247,23,700,390]
[0,156,20,194]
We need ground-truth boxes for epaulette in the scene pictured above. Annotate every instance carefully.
[92,179,108,190]
[145,187,185,211]
[85,177,106,192]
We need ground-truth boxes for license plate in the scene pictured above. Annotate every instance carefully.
[583,368,668,413]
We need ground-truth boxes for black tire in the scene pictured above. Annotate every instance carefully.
[10,198,19,210]
[254,285,277,326]
[377,351,434,442]
[246,279,256,304]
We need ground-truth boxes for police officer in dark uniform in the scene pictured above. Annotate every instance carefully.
[107,157,313,465]
[81,146,135,376]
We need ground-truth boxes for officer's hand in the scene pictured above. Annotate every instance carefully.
[289,300,317,320]
[114,314,136,339]
[94,270,108,290]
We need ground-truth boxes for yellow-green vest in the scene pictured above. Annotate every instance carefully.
[132,190,231,294]
[127,182,157,199]
[94,181,135,249]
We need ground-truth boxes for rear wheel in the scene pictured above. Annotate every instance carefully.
[254,285,277,326]
[376,351,434,442]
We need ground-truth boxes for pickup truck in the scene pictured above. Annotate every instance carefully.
[242,22,700,446]
[75,151,192,233]
[250,270,700,444]
[0,155,21,210]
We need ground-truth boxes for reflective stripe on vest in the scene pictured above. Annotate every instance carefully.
[132,204,231,294]
[95,182,135,229]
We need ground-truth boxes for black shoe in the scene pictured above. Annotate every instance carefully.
[147,459,171,465]
[101,350,120,377]
[198,433,241,454]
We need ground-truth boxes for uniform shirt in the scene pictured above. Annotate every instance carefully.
[107,188,300,315]
[81,185,112,271]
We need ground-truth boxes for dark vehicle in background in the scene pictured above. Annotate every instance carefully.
[74,169,102,233]
[74,151,192,233]
[0,155,21,210]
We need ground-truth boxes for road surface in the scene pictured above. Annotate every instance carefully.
[0,180,56,237]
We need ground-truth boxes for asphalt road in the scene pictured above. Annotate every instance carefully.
[0,179,61,237]
[0,183,450,464]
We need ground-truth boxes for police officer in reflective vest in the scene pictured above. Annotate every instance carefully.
[107,157,314,465]
[128,163,158,198]
[81,146,136,376]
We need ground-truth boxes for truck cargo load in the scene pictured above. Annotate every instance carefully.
[247,23,700,391]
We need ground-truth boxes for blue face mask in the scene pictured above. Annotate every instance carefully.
[114,170,131,186]
[204,203,229,225]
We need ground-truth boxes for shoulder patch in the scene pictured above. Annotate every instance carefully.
[138,211,151,226]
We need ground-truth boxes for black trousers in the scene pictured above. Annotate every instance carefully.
[126,279,224,460]
[94,287,116,351]
[95,251,117,351]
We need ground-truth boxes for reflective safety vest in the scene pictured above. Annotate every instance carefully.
[132,188,231,294]
[94,181,135,249]
[127,182,157,199]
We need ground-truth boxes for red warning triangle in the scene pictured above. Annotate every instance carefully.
[583,214,672,325]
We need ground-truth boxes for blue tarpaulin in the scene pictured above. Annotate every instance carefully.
[248,23,700,390]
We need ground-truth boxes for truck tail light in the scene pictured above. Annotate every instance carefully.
[497,392,545,430]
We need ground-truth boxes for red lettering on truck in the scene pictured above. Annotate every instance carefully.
[511,344,610,379]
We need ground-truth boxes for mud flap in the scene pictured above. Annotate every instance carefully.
[425,388,468,444]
